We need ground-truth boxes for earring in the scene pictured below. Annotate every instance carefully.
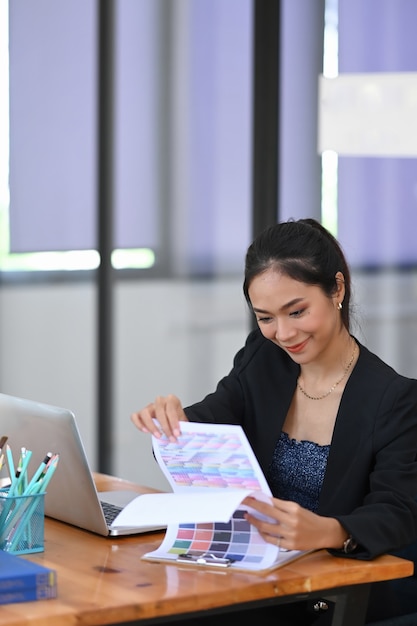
[337,302,342,310]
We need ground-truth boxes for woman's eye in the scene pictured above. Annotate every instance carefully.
[290,308,305,318]
[256,316,272,324]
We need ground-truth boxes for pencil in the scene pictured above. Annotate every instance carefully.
[0,435,8,455]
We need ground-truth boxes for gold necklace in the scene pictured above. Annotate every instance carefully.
[297,343,357,401]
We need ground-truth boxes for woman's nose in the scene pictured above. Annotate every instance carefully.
[274,318,295,342]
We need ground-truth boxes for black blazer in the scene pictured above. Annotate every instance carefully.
[184,328,417,561]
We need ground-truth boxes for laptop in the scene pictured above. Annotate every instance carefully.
[0,392,165,536]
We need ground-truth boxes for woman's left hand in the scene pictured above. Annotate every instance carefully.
[241,495,347,552]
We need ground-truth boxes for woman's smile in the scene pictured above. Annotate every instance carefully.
[285,339,310,354]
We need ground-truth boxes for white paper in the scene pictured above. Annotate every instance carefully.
[112,422,273,528]
[112,489,255,527]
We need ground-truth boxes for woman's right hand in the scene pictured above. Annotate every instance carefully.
[130,394,188,442]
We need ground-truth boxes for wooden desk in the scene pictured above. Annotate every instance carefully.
[0,474,413,626]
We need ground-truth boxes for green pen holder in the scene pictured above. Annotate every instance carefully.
[0,490,45,554]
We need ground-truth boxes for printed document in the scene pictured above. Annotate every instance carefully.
[113,421,309,571]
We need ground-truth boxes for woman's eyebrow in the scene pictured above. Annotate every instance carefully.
[282,297,305,310]
[252,297,305,315]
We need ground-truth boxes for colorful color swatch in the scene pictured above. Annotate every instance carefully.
[156,428,266,492]
[168,508,266,565]
[144,423,307,570]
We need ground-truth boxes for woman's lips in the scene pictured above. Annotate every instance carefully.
[285,339,309,354]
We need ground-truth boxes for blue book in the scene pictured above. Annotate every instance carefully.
[0,549,57,604]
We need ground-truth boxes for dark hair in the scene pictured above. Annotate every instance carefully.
[243,218,351,331]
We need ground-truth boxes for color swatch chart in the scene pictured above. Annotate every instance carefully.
[145,422,307,572]
[145,508,302,572]
[153,421,271,495]
[169,509,267,565]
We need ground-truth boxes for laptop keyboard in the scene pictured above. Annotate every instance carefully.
[101,501,123,526]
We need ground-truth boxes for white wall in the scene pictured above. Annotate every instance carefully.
[0,281,97,469]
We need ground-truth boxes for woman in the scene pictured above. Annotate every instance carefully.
[131,218,417,624]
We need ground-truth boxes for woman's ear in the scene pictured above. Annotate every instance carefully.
[335,271,346,303]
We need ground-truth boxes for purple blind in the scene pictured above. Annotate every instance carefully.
[8,0,252,273]
[9,0,97,252]
[337,0,417,267]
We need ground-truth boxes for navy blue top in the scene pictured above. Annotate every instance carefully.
[266,432,330,512]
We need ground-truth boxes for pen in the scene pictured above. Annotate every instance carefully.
[24,452,53,495]
[21,447,29,493]
[0,448,17,530]
[36,453,59,493]
[8,448,32,497]
[0,437,8,477]
[13,447,25,493]
[6,445,15,484]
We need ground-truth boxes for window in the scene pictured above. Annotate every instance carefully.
[2,0,252,276]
